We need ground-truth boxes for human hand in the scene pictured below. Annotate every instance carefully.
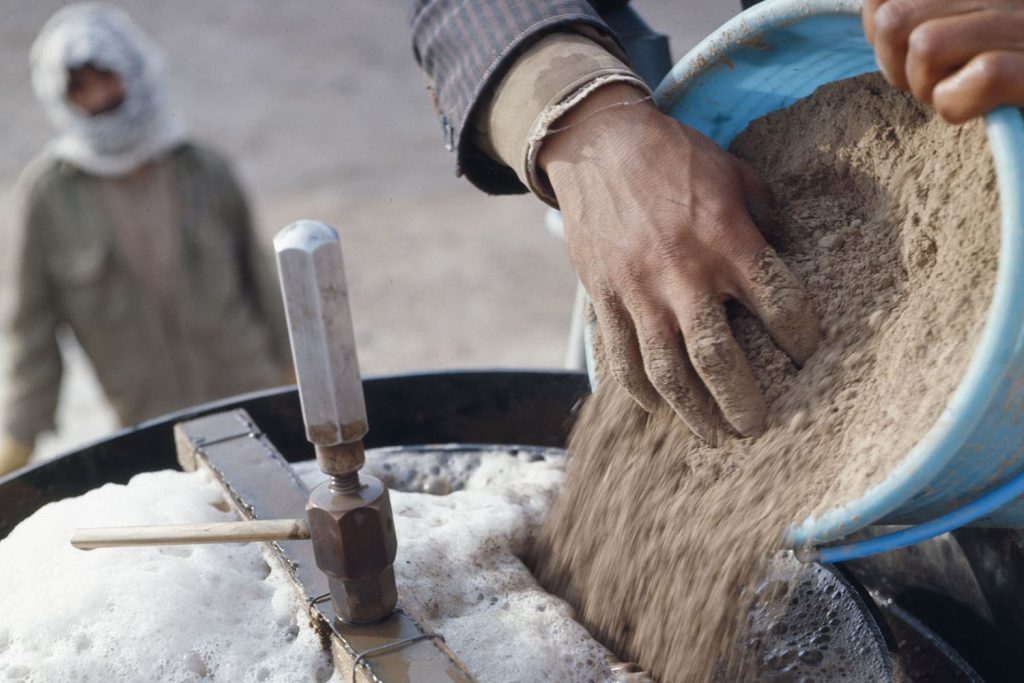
[864,0,1024,123]
[0,435,32,476]
[539,84,820,443]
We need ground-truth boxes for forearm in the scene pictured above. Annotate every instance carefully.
[536,81,654,201]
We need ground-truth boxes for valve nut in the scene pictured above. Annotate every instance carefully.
[306,474,397,624]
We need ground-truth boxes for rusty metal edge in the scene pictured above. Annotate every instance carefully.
[174,408,476,683]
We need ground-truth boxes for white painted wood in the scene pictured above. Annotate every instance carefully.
[274,220,368,446]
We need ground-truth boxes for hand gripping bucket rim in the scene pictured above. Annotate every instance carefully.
[637,0,1024,552]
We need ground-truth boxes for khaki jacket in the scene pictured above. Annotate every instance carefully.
[2,143,291,443]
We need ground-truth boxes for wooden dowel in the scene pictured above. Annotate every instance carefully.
[70,518,310,550]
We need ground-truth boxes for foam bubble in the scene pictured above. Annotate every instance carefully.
[745,553,891,681]
[0,470,335,683]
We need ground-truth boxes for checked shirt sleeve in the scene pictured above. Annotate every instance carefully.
[411,0,632,195]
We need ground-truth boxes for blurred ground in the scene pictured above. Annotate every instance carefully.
[0,1,739,459]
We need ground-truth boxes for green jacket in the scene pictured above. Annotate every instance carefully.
[2,143,291,444]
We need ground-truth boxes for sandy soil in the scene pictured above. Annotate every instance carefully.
[0,1,738,458]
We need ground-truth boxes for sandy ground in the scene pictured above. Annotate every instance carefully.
[0,1,739,459]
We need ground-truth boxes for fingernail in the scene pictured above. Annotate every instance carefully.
[732,409,767,439]
[631,394,655,414]
[741,422,766,439]
[697,427,720,448]
[685,415,720,447]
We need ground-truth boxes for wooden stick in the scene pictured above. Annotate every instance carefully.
[70,518,310,550]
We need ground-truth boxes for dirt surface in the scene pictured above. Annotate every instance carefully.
[534,73,999,682]
[0,1,740,458]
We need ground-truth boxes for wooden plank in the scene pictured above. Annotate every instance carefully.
[174,409,475,683]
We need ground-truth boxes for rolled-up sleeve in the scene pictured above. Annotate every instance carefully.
[475,32,649,206]
[410,0,630,195]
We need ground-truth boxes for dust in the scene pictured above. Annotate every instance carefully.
[532,73,999,681]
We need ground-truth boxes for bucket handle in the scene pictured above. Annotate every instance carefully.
[800,465,1024,563]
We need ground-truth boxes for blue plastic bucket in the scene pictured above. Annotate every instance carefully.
[648,0,1024,551]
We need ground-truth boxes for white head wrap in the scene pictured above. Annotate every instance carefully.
[29,3,186,176]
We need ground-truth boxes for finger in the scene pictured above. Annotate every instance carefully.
[867,0,988,89]
[675,296,767,438]
[591,295,661,413]
[906,11,1024,104]
[633,309,722,444]
[862,0,890,46]
[736,246,821,366]
[933,50,1024,123]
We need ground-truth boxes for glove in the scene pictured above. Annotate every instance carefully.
[0,436,33,476]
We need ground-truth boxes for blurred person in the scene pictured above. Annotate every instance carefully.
[411,0,1024,444]
[0,4,291,475]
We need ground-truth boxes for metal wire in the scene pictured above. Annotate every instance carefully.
[350,632,446,682]
[307,592,331,607]
[193,430,259,448]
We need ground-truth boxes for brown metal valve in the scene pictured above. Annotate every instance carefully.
[307,472,398,623]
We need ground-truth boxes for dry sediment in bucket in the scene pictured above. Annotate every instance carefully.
[532,72,1000,682]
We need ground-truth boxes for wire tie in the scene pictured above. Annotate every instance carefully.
[350,632,446,682]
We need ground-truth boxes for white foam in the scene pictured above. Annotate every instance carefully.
[0,470,335,683]
[0,450,618,682]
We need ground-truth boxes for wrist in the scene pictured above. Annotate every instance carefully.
[539,83,675,218]
[538,82,657,173]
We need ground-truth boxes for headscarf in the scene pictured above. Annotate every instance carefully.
[29,3,186,176]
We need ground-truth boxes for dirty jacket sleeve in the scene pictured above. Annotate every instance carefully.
[410,0,631,195]
[219,165,292,379]
[2,167,64,445]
